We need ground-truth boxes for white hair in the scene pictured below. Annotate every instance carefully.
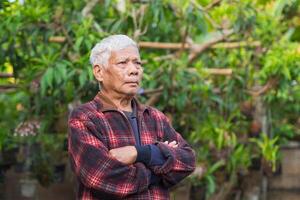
[90,34,138,68]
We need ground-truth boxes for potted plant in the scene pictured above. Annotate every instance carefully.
[250,134,280,176]
[19,173,38,198]
[35,134,68,184]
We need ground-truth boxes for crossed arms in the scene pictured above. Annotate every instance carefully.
[68,108,196,198]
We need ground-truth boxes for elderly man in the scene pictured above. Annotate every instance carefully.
[68,35,196,199]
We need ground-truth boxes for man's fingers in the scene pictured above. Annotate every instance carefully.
[164,140,178,148]
[168,141,177,147]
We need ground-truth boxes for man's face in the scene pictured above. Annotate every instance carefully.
[98,46,143,96]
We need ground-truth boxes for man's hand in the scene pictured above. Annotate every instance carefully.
[109,146,137,165]
[164,140,178,148]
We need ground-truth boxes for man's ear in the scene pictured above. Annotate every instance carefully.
[93,64,104,82]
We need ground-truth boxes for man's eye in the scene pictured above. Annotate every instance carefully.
[118,61,127,64]
[135,61,142,65]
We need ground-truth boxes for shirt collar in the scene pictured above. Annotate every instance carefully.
[93,91,148,114]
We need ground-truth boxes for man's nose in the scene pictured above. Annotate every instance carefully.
[128,61,139,76]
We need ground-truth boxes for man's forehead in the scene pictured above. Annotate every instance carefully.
[111,47,141,59]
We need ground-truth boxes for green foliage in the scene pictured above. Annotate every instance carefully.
[203,160,225,197]
[227,145,251,173]
[250,134,280,171]
[8,133,67,186]
[0,0,299,197]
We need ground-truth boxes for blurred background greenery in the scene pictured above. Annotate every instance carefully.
[0,0,299,199]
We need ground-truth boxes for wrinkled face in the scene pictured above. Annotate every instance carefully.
[94,46,143,97]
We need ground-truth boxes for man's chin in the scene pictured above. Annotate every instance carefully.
[123,89,139,96]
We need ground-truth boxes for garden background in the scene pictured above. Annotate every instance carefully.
[0,0,299,199]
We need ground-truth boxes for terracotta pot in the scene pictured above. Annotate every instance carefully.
[240,101,254,119]
[261,158,273,177]
[249,120,262,137]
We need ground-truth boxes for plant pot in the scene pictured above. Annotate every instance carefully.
[54,164,66,183]
[190,185,206,200]
[250,157,261,171]
[249,120,262,138]
[272,162,282,176]
[170,181,191,200]
[20,178,38,198]
[261,158,281,177]
[2,147,19,166]
[240,100,254,120]
[261,158,274,177]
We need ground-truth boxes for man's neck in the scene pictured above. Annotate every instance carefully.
[100,89,133,112]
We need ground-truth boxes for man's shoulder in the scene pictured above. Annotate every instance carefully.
[69,100,98,121]
[144,106,167,121]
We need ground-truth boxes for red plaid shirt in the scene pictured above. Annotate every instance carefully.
[68,92,196,199]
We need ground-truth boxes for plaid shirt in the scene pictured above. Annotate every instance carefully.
[68,92,196,200]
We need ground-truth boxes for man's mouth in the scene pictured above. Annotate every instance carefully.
[125,81,139,85]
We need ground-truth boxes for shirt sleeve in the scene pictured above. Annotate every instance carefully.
[135,145,151,164]
[135,144,166,185]
[135,144,167,166]
[149,144,167,166]
[68,109,152,198]
[149,110,196,188]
